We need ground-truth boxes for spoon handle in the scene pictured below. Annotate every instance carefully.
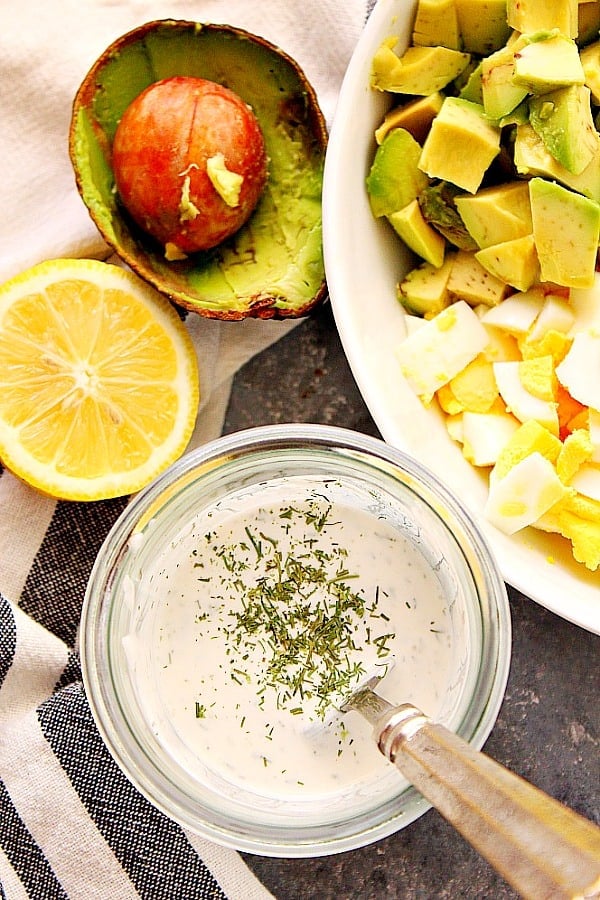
[365,698,600,899]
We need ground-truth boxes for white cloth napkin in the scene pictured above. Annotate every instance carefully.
[0,0,367,442]
[0,2,368,897]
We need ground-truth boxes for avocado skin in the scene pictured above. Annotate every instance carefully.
[69,20,327,320]
[419,182,478,251]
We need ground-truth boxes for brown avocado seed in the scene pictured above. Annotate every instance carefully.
[112,76,268,255]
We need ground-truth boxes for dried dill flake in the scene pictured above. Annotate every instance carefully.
[198,495,395,720]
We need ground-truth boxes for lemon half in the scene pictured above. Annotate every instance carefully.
[0,259,200,501]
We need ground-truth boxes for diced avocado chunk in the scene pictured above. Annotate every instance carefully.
[514,122,600,202]
[368,4,600,307]
[506,0,578,39]
[481,43,529,120]
[455,0,511,55]
[455,181,532,248]
[529,177,600,288]
[398,254,455,316]
[419,97,501,193]
[366,129,429,218]
[529,85,599,175]
[370,40,471,94]
[580,41,600,105]
[447,249,509,306]
[512,31,585,93]
[412,0,461,50]
[388,200,446,267]
[452,58,481,96]
[498,100,529,128]
[475,234,540,291]
[459,62,483,102]
[375,93,444,145]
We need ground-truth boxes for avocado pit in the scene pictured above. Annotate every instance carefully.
[112,76,268,255]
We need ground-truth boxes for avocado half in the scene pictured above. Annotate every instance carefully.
[69,20,328,320]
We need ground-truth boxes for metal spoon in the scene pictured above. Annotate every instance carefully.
[343,676,600,900]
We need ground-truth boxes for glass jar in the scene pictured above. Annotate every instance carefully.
[81,424,511,857]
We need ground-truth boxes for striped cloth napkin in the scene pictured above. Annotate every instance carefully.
[0,0,368,896]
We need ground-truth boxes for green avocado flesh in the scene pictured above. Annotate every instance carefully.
[71,22,326,319]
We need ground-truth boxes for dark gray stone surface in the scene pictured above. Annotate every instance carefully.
[223,303,600,899]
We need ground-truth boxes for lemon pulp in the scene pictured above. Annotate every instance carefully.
[0,259,200,500]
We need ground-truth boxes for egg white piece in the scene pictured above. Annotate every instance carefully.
[396,300,489,402]
[481,323,521,363]
[485,451,570,535]
[445,413,465,444]
[528,294,575,340]
[462,410,521,467]
[570,463,600,501]
[568,273,600,335]
[555,331,600,408]
[481,288,544,334]
[493,361,559,434]
[589,408,600,464]
[404,313,428,335]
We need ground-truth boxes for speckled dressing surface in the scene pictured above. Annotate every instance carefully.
[223,302,599,900]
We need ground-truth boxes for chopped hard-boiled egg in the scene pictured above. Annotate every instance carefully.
[570,464,600,502]
[589,409,600,463]
[493,360,559,434]
[396,277,600,569]
[555,330,600,408]
[404,313,428,335]
[518,356,556,402]
[556,429,594,483]
[462,409,520,467]
[484,451,571,535]
[448,354,499,413]
[481,288,545,333]
[481,324,522,363]
[519,328,573,366]
[568,273,600,334]
[536,492,600,570]
[396,300,488,403]
[528,294,575,341]
[491,419,562,481]
[437,383,465,416]
[445,412,464,444]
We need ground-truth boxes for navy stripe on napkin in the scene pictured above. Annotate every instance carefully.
[0,779,68,900]
[54,649,82,692]
[38,681,227,900]
[19,496,128,646]
[0,595,16,689]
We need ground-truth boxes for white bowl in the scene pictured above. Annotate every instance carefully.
[322,0,600,635]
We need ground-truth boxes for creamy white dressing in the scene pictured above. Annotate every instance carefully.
[127,475,469,805]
